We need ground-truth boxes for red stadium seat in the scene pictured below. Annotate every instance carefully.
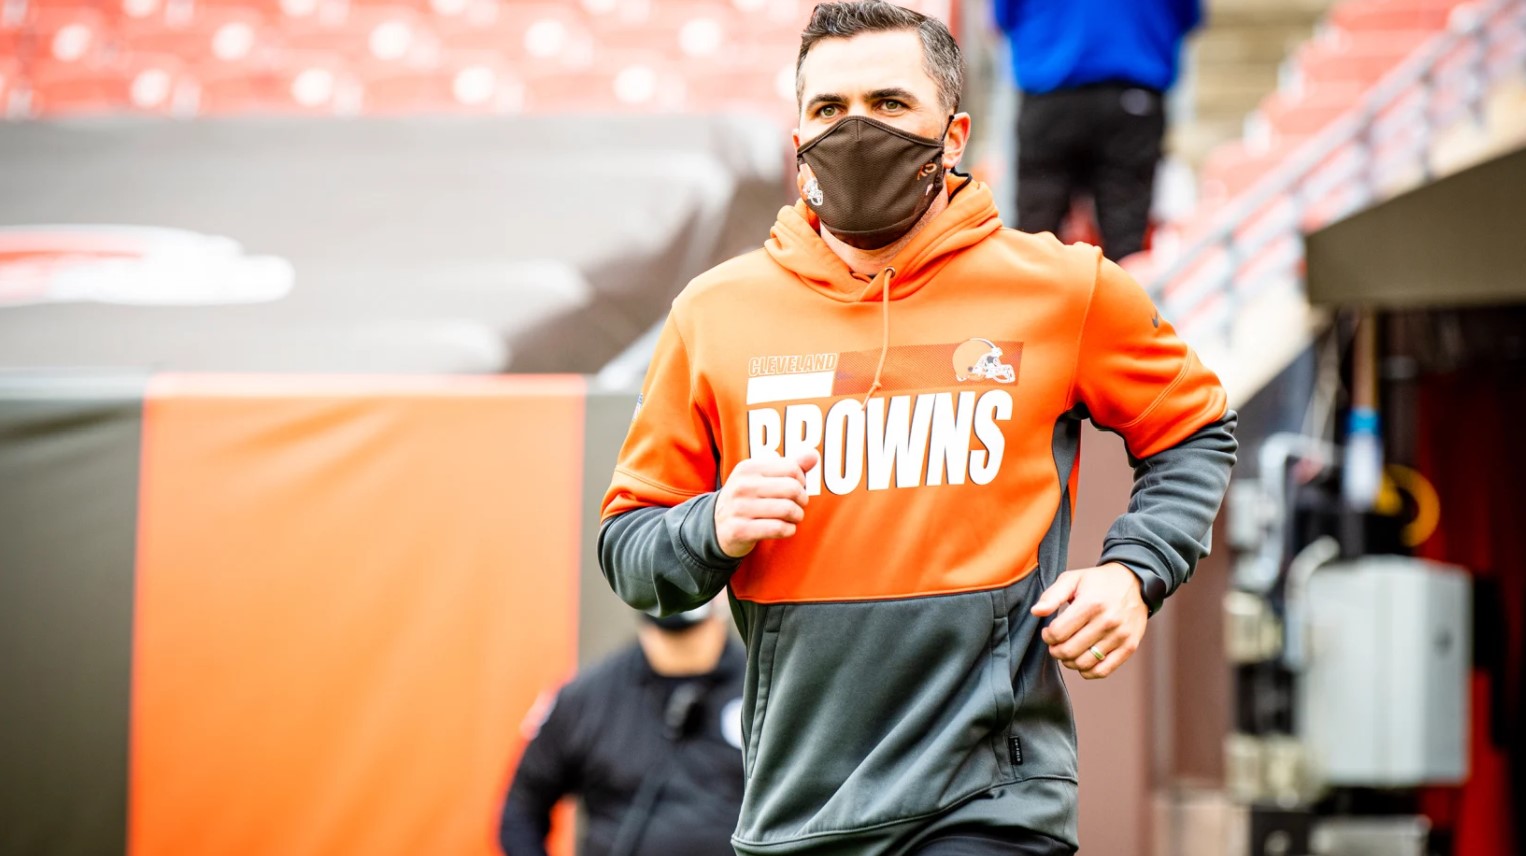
[1289,28,1434,89]
[2,0,919,120]
[0,59,22,117]
[1254,83,1367,138]
[346,0,497,29]
[435,4,591,66]
[101,0,178,26]
[20,0,181,42]
[122,52,196,110]
[0,28,22,61]
[356,54,520,113]
[1199,139,1299,202]
[28,7,112,65]
[1327,0,1466,33]
[121,9,278,69]
[193,53,357,113]
[724,0,812,36]
[183,0,344,25]
[281,7,439,66]
[681,57,795,121]
[12,0,104,19]
[27,52,191,114]
[585,3,755,59]
[521,53,684,113]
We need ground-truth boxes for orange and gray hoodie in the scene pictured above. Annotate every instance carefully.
[598,177,1236,854]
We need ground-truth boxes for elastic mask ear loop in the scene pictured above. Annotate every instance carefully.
[940,113,975,200]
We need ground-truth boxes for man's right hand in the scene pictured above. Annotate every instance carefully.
[714,449,819,558]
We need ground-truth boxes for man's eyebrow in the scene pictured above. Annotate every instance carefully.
[804,92,846,111]
[805,88,919,112]
[867,88,918,103]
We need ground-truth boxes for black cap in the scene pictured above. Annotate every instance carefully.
[641,600,714,632]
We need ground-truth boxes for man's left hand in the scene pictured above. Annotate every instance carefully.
[1030,563,1148,680]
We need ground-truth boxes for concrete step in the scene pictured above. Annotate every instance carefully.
[1168,117,1245,167]
[1174,0,1336,178]
[1206,0,1335,25]
[1192,23,1316,65]
[1192,63,1281,118]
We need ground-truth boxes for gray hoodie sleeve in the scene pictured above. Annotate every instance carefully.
[598,492,741,616]
[1097,411,1238,614]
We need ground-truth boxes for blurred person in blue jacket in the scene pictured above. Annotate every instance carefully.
[498,601,744,856]
[994,0,1202,260]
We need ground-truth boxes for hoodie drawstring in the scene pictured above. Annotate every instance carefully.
[857,267,895,410]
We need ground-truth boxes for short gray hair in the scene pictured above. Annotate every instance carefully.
[796,1,964,115]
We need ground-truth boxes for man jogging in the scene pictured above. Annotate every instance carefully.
[598,3,1236,854]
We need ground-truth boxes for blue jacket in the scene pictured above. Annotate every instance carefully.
[993,0,1202,94]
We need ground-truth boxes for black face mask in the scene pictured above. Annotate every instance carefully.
[641,601,713,632]
[796,115,952,250]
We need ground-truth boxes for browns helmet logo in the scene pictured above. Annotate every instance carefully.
[953,338,1015,383]
[803,177,824,207]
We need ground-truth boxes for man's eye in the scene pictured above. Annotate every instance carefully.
[882,100,904,111]
[818,105,839,118]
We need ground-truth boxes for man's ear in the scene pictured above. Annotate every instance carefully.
[791,127,801,151]
[942,113,972,170]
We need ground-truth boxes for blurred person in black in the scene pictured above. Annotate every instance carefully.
[498,601,745,856]
[994,0,1202,260]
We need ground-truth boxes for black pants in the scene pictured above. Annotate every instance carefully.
[1016,82,1166,261]
[911,828,1077,855]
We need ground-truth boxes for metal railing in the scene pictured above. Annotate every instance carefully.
[1145,0,1526,345]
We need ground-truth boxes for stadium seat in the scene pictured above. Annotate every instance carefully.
[28,7,112,65]
[26,53,191,114]
[11,0,103,19]
[3,0,843,121]
[194,53,358,113]
[1327,0,1466,33]
[1252,83,1368,139]
[187,0,336,22]
[723,0,812,32]
[356,54,520,113]
[346,0,497,29]
[121,9,278,70]
[520,53,684,113]
[0,60,21,118]
[586,3,735,56]
[101,0,178,26]
[122,52,196,111]
[681,58,794,121]
[1288,28,1435,90]
[0,28,21,62]
[281,7,440,66]
[435,4,591,66]
[1199,139,1301,203]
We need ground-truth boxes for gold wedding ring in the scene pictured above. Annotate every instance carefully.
[1089,646,1106,663]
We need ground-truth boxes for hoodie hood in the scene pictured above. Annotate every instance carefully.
[764,175,1003,303]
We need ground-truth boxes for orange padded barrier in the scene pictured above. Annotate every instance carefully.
[130,374,585,856]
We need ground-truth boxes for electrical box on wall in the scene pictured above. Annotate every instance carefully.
[1297,555,1471,788]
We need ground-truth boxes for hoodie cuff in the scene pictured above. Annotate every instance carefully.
[1099,542,1171,616]
[674,492,744,575]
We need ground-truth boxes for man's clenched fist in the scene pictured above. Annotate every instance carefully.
[714,449,820,558]
[1031,563,1150,680]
